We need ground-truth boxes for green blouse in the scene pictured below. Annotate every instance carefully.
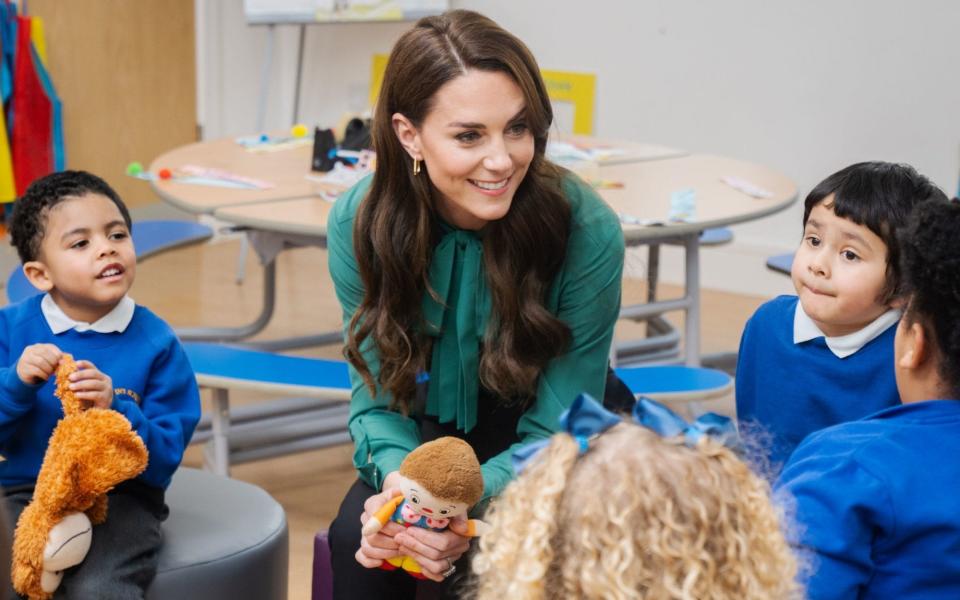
[327,173,625,502]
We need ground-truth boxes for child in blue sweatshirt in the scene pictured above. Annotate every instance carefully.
[735,162,946,470]
[1,171,200,599]
[776,198,960,599]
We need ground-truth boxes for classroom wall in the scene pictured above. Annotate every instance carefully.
[30,0,197,209]
[195,0,960,298]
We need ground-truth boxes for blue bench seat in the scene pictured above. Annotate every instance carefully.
[183,343,351,476]
[184,341,731,475]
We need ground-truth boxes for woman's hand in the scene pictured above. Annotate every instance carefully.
[393,516,472,582]
[355,484,407,569]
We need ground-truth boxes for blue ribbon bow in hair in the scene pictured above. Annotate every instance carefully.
[633,397,742,452]
[512,393,741,474]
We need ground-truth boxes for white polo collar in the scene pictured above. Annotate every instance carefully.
[41,294,135,334]
[793,301,900,359]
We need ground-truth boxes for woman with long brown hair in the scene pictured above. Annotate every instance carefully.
[326,9,627,598]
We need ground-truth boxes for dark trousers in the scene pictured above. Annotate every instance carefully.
[5,481,168,600]
[328,367,635,600]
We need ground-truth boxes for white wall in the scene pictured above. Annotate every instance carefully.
[195,0,960,298]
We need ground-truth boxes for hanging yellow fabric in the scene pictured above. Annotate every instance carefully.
[30,17,47,67]
[0,106,15,203]
[0,66,14,203]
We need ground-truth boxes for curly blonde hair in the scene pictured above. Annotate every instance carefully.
[472,422,800,599]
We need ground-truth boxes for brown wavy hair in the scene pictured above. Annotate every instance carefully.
[472,423,802,600]
[345,10,572,412]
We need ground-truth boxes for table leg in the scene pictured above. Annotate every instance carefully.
[683,233,701,367]
[206,388,231,477]
[175,260,278,342]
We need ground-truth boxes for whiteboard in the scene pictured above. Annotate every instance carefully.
[244,0,448,25]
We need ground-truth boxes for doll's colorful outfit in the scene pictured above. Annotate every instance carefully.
[377,496,448,579]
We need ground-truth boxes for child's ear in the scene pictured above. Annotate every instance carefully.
[897,321,927,370]
[22,261,54,292]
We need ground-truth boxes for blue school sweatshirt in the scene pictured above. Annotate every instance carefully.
[0,295,200,489]
[776,400,960,599]
[735,295,899,469]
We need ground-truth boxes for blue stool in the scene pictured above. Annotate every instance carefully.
[5,219,212,303]
[614,365,732,405]
[699,227,734,246]
[765,252,794,276]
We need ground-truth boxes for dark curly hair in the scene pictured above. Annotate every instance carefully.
[9,170,131,263]
[898,198,960,398]
[803,162,947,303]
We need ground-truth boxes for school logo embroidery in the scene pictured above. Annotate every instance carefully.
[114,388,142,405]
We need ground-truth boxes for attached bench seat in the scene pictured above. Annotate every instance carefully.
[183,342,351,476]
[184,341,731,475]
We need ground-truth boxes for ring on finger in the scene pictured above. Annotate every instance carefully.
[441,557,456,578]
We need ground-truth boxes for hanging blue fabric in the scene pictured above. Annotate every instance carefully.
[3,4,17,128]
[0,2,13,103]
[31,43,62,170]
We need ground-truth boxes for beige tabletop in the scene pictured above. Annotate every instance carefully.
[211,153,797,242]
[148,134,328,214]
[152,131,686,218]
[214,197,336,238]
[597,154,798,243]
[554,134,687,164]
[168,138,799,367]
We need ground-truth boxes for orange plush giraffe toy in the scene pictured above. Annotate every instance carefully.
[11,354,148,600]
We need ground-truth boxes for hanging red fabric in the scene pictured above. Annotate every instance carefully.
[11,14,52,195]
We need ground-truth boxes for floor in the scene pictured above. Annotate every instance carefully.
[0,223,772,600]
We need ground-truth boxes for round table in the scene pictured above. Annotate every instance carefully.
[150,133,798,362]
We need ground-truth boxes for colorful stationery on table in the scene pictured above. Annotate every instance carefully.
[126,162,274,190]
[236,124,313,152]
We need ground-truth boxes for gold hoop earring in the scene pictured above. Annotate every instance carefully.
[413,157,421,176]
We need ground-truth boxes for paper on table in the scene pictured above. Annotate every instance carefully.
[305,161,371,190]
[720,175,773,199]
[668,188,696,222]
[547,140,627,163]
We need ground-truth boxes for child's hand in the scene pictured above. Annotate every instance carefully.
[68,360,114,409]
[16,344,63,385]
[355,486,406,569]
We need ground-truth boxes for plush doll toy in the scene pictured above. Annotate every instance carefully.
[11,354,149,600]
[361,436,488,579]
